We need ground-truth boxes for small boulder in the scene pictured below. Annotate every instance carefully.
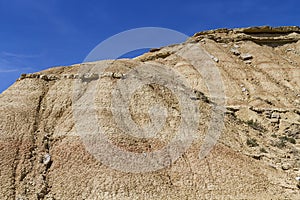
[26,73,39,78]
[230,48,240,55]
[282,163,291,170]
[43,154,51,165]
[40,75,49,81]
[112,72,124,79]
[20,74,27,79]
[210,55,219,63]
[271,112,280,119]
[240,53,253,60]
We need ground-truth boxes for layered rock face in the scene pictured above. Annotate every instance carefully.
[0,26,300,199]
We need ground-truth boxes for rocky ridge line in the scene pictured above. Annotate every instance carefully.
[190,26,300,46]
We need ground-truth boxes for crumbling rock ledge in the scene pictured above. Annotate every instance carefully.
[190,26,300,46]
[17,72,124,82]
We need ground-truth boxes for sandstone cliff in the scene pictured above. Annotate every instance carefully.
[0,26,300,199]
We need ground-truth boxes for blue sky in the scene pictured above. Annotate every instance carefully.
[0,0,299,92]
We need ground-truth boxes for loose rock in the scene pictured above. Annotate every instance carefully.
[240,53,253,60]
[271,112,280,119]
[112,72,124,79]
[230,48,240,55]
[43,154,51,165]
[210,55,219,63]
[282,163,291,170]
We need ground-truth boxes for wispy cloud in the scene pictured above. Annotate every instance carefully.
[0,68,19,73]
[0,66,33,73]
[0,52,35,73]
[1,51,41,59]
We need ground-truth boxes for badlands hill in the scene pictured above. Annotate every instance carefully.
[0,26,300,199]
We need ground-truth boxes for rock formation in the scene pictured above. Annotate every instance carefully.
[0,26,300,199]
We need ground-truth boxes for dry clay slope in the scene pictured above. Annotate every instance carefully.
[0,26,300,199]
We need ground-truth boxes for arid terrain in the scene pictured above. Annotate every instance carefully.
[0,26,300,199]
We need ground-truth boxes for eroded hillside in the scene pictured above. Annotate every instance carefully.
[0,26,300,199]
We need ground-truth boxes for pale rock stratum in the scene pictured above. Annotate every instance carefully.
[0,26,300,199]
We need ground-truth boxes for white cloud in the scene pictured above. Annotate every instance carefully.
[1,51,41,58]
[0,68,19,73]
[0,54,34,73]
